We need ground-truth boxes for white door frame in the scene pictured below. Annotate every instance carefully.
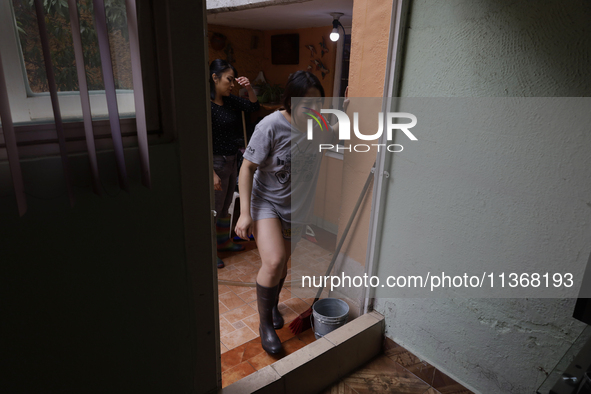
[362,0,410,314]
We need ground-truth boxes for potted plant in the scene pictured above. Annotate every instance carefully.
[256,82,284,104]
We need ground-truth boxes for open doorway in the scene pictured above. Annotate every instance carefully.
[205,0,356,387]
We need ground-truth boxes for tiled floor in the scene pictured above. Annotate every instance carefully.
[221,324,318,387]
[218,225,337,387]
[322,338,475,394]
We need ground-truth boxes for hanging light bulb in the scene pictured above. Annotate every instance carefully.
[330,27,340,42]
[329,12,345,42]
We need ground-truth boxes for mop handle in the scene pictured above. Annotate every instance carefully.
[242,111,248,148]
[313,164,376,301]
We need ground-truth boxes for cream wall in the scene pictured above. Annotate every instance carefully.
[374,1,591,393]
[336,0,394,269]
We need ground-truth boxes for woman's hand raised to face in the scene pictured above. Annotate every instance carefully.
[236,76,253,91]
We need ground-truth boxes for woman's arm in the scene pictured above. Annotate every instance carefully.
[236,76,258,103]
[213,170,222,191]
[235,159,258,239]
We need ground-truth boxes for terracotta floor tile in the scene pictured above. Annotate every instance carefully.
[277,304,299,325]
[232,321,246,330]
[296,328,317,345]
[238,272,258,284]
[218,301,229,314]
[219,317,236,337]
[343,355,429,394]
[275,323,297,343]
[218,285,231,295]
[242,250,262,263]
[278,287,292,303]
[242,313,260,333]
[241,337,265,361]
[218,269,244,281]
[219,291,247,311]
[232,261,259,274]
[222,361,256,388]
[423,388,442,394]
[282,336,307,355]
[225,264,239,271]
[237,288,257,304]
[220,344,247,372]
[227,284,250,295]
[222,254,248,265]
[283,297,312,315]
[221,325,258,350]
[220,342,229,354]
[248,299,258,313]
[222,304,257,325]
[247,349,283,371]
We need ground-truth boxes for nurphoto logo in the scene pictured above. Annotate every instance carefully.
[306,109,418,153]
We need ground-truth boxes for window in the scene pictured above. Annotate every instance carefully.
[3,0,136,124]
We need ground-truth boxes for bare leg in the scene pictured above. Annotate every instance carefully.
[254,219,290,287]
[253,218,291,353]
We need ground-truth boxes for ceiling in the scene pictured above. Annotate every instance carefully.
[206,0,353,30]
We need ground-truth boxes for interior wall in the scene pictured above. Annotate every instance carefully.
[334,0,394,274]
[207,24,265,83]
[374,1,591,393]
[262,26,337,95]
[312,155,343,234]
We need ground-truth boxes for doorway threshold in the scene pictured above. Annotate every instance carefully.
[220,311,384,394]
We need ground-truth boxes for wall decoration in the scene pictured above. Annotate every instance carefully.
[211,33,227,51]
[311,59,330,79]
[271,34,299,65]
[251,35,259,49]
[224,43,235,64]
[305,44,317,57]
[319,36,329,57]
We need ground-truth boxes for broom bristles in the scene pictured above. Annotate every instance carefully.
[289,307,313,334]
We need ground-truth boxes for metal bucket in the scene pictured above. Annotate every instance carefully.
[312,298,349,339]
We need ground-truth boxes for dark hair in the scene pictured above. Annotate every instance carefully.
[209,59,237,100]
[282,71,325,114]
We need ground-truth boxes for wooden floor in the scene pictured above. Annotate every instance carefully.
[322,338,474,394]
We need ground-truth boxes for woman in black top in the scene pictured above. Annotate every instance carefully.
[210,59,260,268]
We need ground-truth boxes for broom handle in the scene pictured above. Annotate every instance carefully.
[242,111,248,148]
[313,163,376,302]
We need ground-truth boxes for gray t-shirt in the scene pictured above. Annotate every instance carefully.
[243,110,335,225]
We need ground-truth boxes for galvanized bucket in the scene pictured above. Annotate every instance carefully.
[311,298,349,339]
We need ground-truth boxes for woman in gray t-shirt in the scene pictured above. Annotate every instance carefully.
[235,71,336,354]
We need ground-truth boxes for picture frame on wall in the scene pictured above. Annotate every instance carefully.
[271,34,299,65]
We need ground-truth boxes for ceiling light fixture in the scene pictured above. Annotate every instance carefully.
[329,12,345,42]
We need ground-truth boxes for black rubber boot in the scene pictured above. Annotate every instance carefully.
[257,282,283,354]
[272,277,286,329]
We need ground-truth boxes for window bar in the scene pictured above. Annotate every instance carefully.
[68,0,102,196]
[0,51,27,216]
[92,0,129,192]
[33,0,75,207]
[125,0,151,189]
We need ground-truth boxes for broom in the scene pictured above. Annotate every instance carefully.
[289,165,375,334]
